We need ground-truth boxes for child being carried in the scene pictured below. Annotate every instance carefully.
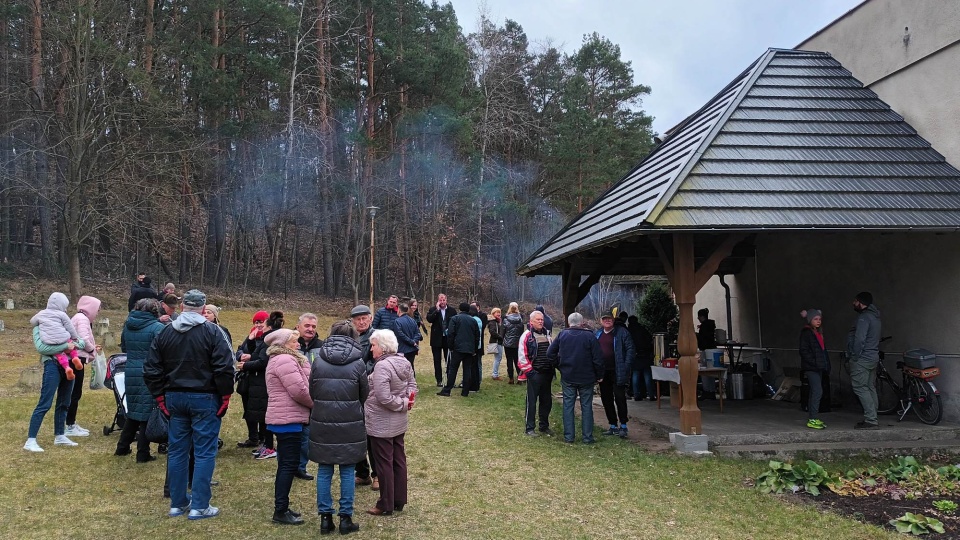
[30,292,84,380]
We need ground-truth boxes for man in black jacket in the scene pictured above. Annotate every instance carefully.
[437,302,479,397]
[548,313,603,444]
[144,289,234,520]
[295,313,322,481]
[426,294,451,387]
[127,273,157,311]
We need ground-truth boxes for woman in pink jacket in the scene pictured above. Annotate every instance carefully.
[364,329,418,516]
[65,296,102,437]
[264,328,314,526]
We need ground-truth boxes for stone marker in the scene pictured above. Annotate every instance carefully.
[4,299,13,310]
[18,366,41,390]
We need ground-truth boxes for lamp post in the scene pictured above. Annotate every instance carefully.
[368,206,378,308]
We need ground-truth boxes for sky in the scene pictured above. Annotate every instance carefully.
[445,0,865,134]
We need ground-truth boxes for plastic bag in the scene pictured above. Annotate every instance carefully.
[89,351,107,390]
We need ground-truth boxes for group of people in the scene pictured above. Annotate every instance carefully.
[799,291,882,431]
[24,280,417,534]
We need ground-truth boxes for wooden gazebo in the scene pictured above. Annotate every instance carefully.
[518,49,960,435]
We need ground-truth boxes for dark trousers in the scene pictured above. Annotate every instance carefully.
[404,351,416,370]
[598,370,629,425]
[369,434,407,512]
[117,418,151,460]
[66,366,84,425]
[432,345,448,385]
[442,351,474,396]
[273,430,301,513]
[245,418,273,449]
[504,347,519,380]
[525,370,555,432]
[471,351,482,391]
[356,436,378,479]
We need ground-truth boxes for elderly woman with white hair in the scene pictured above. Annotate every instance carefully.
[364,330,418,516]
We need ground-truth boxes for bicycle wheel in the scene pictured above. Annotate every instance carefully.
[875,375,899,415]
[910,379,943,425]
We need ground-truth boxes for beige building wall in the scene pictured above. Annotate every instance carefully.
[798,0,960,166]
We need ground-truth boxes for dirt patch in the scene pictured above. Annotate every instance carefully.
[806,491,960,538]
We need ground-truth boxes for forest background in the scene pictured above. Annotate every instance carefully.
[0,0,656,312]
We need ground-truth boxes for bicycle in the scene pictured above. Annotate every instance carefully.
[873,336,943,425]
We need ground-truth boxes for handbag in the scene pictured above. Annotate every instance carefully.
[484,342,499,355]
[89,352,107,390]
[145,407,169,443]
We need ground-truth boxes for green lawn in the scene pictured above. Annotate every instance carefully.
[0,309,894,539]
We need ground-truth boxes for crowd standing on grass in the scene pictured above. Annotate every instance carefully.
[23,276,675,529]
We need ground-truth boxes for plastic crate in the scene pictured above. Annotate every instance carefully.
[904,348,936,369]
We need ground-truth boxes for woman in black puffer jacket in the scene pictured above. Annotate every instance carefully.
[799,309,830,430]
[238,310,284,459]
[501,303,525,384]
[309,321,369,534]
[116,298,166,461]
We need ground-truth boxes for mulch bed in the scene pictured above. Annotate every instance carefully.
[806,491,960,538]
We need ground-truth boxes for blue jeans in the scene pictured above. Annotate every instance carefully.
[491,344,504,377]
[562,380,595,443]
[632,367,654,399]
[316,463,356,516]
[166,392,222,511]
[28,360,75,438]
[299,424,310,474]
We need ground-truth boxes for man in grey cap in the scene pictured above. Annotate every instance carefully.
[144,289,235,520]
[350,305,379,489]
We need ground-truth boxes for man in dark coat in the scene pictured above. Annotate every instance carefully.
[372,295,400,330]
[349,305,378,489]
[425,293,451,387]
[127,273,157,311]
[535,305,553,336]
[393,301,422,367]
[594,310,635,438]
[628,315,656,401]
[548,313,603,444]
[437,303,480,397]
[295,313,322,481]
[144,289,234,519]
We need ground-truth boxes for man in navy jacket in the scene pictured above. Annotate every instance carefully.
[548,313,603,444]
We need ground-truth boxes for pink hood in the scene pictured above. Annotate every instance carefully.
[77,296,101,321]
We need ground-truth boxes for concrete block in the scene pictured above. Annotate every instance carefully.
[671,432,709,453]
[4,299,13,309]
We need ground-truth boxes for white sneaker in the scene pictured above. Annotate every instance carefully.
[64,425,90,437]
[23,439,44,452]
[187,506,219,520]
[54,435,78,446]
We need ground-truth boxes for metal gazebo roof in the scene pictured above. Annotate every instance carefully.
[518,48,960,277]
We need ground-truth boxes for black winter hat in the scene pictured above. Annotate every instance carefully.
[855,291,873,306]
[459,302,471,312]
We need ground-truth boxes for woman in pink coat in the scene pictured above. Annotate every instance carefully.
[264,328,314,526]
[364,329,418,516]
[65,295,102,437]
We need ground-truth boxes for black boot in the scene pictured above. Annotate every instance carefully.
[320,514,336,534]
[319,513,335,535]
[338,514,359,535]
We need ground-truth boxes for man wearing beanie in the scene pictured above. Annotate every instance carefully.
[144,289,235,519]
[437,302,480,397]
[848,291,881,429]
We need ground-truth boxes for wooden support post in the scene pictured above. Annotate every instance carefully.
[672,233,702,434]
[561,262,579,323]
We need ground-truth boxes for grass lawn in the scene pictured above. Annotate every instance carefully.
[0,309,895,539]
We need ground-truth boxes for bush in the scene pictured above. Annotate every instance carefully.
[636,281,677,333]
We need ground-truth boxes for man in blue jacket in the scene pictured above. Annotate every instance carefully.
[548,313,603,444]
[595,310,635,438]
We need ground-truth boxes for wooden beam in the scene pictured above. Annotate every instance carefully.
[651,234,675,284]
[576,271,603,305]
[561,262,579,323]
[693,233,746,291]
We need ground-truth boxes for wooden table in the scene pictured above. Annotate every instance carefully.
[651,366,727,413]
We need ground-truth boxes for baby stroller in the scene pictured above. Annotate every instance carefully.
[102,353,128,436]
